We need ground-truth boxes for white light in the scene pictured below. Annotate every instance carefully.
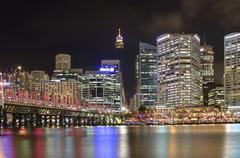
[194,34,200,42]
[157,34,170,42]
[0,82,10,86]
[225,33,240,39]
[99,67,115,72]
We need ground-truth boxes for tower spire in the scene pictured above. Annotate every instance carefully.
[115,28,124,49]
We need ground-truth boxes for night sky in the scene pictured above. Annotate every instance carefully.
[1,0,240,100]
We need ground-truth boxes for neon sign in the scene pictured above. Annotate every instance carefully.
[99,67,115,72]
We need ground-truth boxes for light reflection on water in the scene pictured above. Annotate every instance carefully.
[0,124,240,158]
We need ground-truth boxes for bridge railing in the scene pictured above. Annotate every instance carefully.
[4,97,121,115]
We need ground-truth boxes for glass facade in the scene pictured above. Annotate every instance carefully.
[224,32,240,111]
[81,71,121,111]
[157,34,202,108]
[200,45,214,106]
[208,86,224,107]
[136,42,157,109]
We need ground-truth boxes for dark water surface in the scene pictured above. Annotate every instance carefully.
[0,124,240,158]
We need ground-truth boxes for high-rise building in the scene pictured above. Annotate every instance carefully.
[135,42,157,109]
[224,32,240,111]
[101,59,126,106]
[81,64,121,111]
[157,34,202,108]
[115,28,124,49]
[200,45,215,106]
[55,53,71,71]
[208,86,224,108]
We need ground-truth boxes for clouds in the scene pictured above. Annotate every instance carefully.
[181,0,240,29]
[148,13,185,33]
[214,0,240,29]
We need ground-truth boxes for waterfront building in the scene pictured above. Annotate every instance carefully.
[224,33,240,111]
[81,64,121,111]
[135,42,157,109]
[200,45,215,106]
[31,79,81,107]
[208,86,224,108]
[157,33,202,108]
[55,53,71,71]
[101,59,126,110]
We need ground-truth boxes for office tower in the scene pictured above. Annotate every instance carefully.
[55,53,71,71]
[157,34,202,108]
[101,59,126,110]
[135,42,157,109]
[208,86,224,108]
[81,64,121,111]
[200,45,215,106]
[115,28,124,49]
[224,33,240,111]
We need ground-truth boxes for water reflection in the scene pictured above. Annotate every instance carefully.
[224,124,240,158]
[0,125,239,158]
[0,134,16,158]
[92,127,118,158]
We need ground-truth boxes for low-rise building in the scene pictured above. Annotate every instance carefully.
[31,79,81,107]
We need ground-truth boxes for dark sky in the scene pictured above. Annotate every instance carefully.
[1,0,240,100]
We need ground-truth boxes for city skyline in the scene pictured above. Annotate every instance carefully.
[1,1,240,158]
[1,0,240,100]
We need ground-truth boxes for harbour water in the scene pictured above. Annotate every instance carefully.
[0,124,240,158]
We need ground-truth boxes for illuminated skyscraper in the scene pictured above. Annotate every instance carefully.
[81,64,121,111]
[55,53,71,71]
[157,34,202,108]
[200,45,214,106]
[208,85,224,108]
[224,32,240,111]
[136,42,157,109]
[115,28,124,49]
[101,59,126,108]
[201,45,214,84]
